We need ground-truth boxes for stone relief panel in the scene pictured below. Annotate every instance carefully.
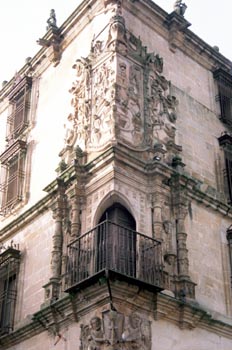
[90,58,116,148]
[80,310,151,350]
[115,59,144,147]
[59,12,181,165]
[59,58,91,164]
[144,53,179,155]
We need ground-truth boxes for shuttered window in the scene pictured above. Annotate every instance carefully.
[214,69,232,126]
[0,76,31,214]
[218,133,232,204]
[0,141,27,214]
[0,247,20,335]
[6,76,32,143]
[225,150,232,204]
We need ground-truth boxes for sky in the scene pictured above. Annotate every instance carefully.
[0,0,231,84]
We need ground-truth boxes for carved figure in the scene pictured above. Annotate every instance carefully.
[80,311,151,350]
[118,62,127,85]
[46,9,57,30]
[92,40,103,56]
[122,313,149,350]
[146,53,163,74]
[174,0,187,16]
[88,317,105,350]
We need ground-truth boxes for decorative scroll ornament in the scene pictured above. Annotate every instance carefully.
[80,310,151,350]
[59,13,181,165]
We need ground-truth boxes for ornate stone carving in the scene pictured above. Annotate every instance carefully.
[116,60,143,146]
[80,310,151,350]
[37,11,63,66]
[43,180,67,304]
[90,60,115,147]
[145,55,179,153]
[59,58,90,164]
[46,9,58,31]
[107,14,127,54]
[59,12,180,161]
[173,0,187,16]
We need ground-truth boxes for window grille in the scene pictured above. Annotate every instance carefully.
[6,76,32,143]
[218,133,232,204]
[214,69,232,126]
[0,140,27,214]
[0,247,20,335]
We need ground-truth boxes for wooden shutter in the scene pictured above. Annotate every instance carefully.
[214,69,232,126]
[7,76,32,141]
[0,141,27,213]
[13,93,25,136]
[225,150,232,204]
[0,248,20,335]
[218,82,232,123]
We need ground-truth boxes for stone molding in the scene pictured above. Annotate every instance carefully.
[1,281,232,349]
[1,144,232,241]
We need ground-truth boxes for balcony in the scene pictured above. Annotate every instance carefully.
[65,220,164,293]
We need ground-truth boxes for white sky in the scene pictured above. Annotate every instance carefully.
[0,0,231,84]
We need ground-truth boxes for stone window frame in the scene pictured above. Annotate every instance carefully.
[0,76,32,215]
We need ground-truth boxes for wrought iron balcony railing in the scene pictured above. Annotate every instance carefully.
[65,220,164,292]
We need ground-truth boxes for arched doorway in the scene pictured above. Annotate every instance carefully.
[97,203,136,277]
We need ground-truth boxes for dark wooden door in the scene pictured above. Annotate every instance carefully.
[97,204,136,277]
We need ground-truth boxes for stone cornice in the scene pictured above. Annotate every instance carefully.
[124,0,231,72]
[0,193,53,240]
[0,280,232,349]
[1,144,232,240]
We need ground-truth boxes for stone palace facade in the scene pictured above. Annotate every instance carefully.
[0,0,232,349]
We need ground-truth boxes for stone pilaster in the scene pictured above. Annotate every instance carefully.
[43,180,66,305]
[171,173,196,299]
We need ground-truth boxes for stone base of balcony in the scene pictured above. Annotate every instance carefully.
[65,268,164,295]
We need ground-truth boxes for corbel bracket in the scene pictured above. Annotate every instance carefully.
[37,28,63,66]
[164,11,191,53]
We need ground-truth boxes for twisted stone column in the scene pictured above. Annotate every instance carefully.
[43,182,66,305]
[171,174,196,299]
